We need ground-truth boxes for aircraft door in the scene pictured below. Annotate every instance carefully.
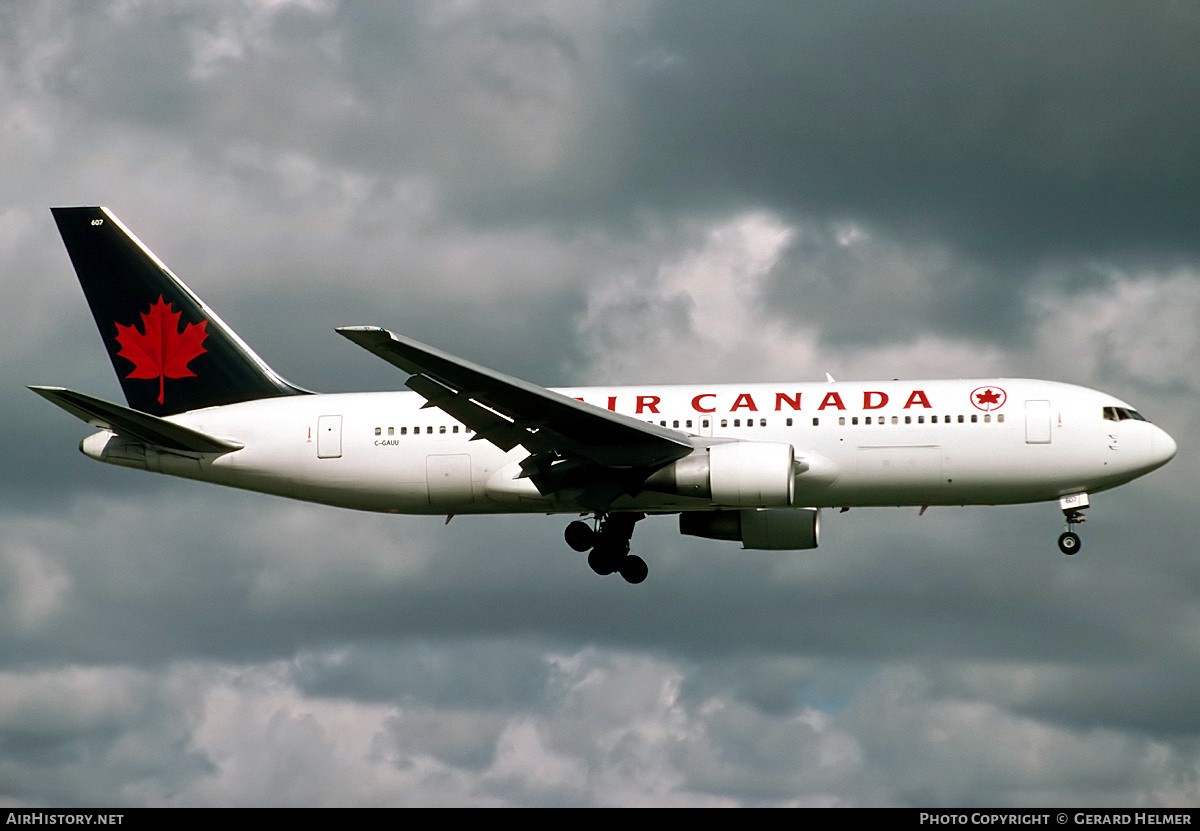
[1025,400,1051,444]
[317,415,343,458]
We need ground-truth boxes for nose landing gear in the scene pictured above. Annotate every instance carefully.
[564,513,648,583]
[1057,528,1082,554]
[1057,493,1089,555]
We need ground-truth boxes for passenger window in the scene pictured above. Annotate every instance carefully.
[997,414,1004,423]
[374,427,381,436]
[401,427,407,435]
[839,417,846,426]
[786,418,793,426]
[439,425,446,434]
[388,427,394,436]
[970,415,978,423]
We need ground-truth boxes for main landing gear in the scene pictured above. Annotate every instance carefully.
[564,513,648,584]
[1056,493,1089,555]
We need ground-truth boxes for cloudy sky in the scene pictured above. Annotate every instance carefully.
[3,0,1199,807]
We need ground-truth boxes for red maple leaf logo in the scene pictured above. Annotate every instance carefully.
[970,386,1007,411]
[114,295,208,405]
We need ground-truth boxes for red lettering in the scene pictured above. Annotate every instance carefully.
[691,393,716,413]
[863,391,888,410]
[774,392,802,411]
[607,395,618,412]
[730,393,758,412]
[636,395,661,414]
[818,391,846,410]
[903,390,932,409]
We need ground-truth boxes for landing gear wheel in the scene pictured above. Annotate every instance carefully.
[1058,531,1081,555]
[588,546,621,576]
[619,555,648,585]
[576,512,647,582]
[565,520,595,552]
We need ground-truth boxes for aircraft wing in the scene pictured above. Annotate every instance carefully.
[336,327,694,468]
[29,386,243,453]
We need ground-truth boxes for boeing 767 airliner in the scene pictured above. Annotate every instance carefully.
[32,207,1177,583]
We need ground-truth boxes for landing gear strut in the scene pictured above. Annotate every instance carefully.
[563,513,648,583]
[1057,493,1088,555]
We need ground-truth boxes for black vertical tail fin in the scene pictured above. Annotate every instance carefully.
[51,207,308,416]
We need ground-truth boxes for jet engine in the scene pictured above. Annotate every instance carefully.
[644,441,796,507]
[679,507,821,550]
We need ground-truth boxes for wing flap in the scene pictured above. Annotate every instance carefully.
[29,386,243,453]
[336,326,693,467]
[406,373,525,452]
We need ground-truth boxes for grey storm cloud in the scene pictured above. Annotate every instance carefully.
[1,0,1198,807]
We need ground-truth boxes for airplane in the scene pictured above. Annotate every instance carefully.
[31,207,1177,584]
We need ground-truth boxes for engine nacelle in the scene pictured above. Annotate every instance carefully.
[679,508,821,550]
[645,441,796,507]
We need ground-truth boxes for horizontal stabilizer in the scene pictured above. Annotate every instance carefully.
[29,386,243,453]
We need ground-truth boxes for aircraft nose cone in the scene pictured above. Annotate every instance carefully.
[1153,427,1178,466]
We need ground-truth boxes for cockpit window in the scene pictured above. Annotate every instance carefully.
[1103,406,1148,422]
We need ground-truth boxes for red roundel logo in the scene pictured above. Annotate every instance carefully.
[970,386,1006,411]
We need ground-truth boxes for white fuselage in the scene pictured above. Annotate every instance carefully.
[78,378,1177,516]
